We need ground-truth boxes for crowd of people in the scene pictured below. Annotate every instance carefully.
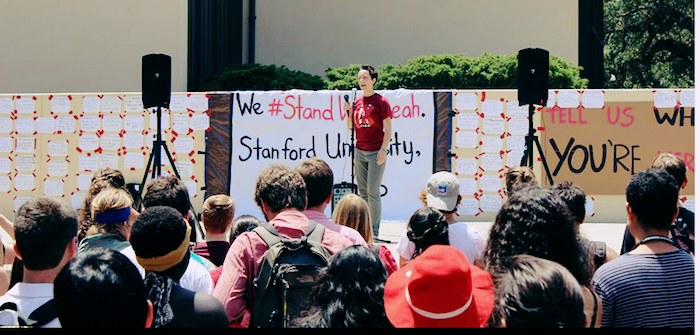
[0,151,693,328]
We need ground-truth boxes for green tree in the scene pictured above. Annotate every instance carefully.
[604,0,694,88]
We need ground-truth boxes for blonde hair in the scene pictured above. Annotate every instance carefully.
[90,187,135,237]
[331,193,374,246]
[201,194,235,233]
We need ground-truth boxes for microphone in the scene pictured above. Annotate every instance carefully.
[344,95,349,103]
[351,87,357,101]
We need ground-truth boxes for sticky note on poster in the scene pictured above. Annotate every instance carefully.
[479,174,502,192]
[51,96,72,114]
[188,95,209,112]
[15,137,35,153]
[481,100,503,117]
[654,89,677,108]
[479,153,503,171]
[36,117,57,134]
[57,115,76,133]
[482,117,505,135]
[44,179,64,197]
[14,196,31,212]
[0,137,12,154]
[0,98,12,114]
[480,194,503,212]
[582,90,605,109]
[0,176,10,193]
[14,174,35,191]
[47,160,68,177]
[456,132,477,149]
[15,155,36,172]
[124,95,144,112]
[457,197,479,216]
[190,113,210,131]
[456,157,478,176]
[48,140,69,157]
[455,92,478,111]
[15,97,35,114]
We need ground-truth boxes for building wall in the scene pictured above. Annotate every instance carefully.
[0,0,188,94]
[254,0,579,76]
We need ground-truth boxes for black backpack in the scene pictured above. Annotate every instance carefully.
[250,220,331,328]
[0,299,57,328]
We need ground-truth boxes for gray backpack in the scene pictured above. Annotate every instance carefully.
[250,220,331,328]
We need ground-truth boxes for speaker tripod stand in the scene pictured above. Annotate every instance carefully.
[134,106,205,241]
[520,103,554,186]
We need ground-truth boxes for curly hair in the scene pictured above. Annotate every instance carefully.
[483,185,593,287]
[292,245,392,328]
[488,255,586,328]
[550,181,587,225]
[254,164,307,214]
[505,166,537,196]
[406,206,450,259]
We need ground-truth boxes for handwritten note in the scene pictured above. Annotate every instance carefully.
[71,193,87,210]
[77,174,93,191]
[480,153,503,171]
[15,117,35,134]
[455,92,478,111]
[0,117,12,135]
[43,179,64,197]
[456,112,479,130]
[0,98,12,114]
[15,97,35,114]
[456,157,478,176]
[102,115,123,132]
[173,137,194,155]
[98,152,119,169]
[557,90,580,108]
[479,174,502,192]
[100,134,121,151]
[78,155,98,172]
[546,90,556,108]
[457,197,479,216]
[36,117,56,134]
[169,95,189,112]
[57,115,76,133]
[80,116,100,132]
[15,155,36,172]
[0,137,12,153]
[14,196,32,212]
[506,101,528,118]
[481,136,503,153]
[47,160,68,177]
[190,113,210,131]
[582,90,605,109]
[654,89,677,108]
[15,137,35,153]
[82,96,100,113]
[124,115,145,132]
[123,152,144,170]
[101,96,122,113]
[459,178,477,195]
[482,117,505,134]
[14,174,35,191]
[124,95,144,112]
[175,161,194,177]
[0,158,10,174]
[48,140,69,157]
[679,89,694,107]
[481,100,503,117]
[456,132,478,149]
[172,113,190,134]
[0,176,10,193]
[480,194,503,212]
[506,151,524,168]
[51,96,71,113]
[507,118,529,136]
[188,95,209,112]
[78,135,99,152]
[123,133,145,150]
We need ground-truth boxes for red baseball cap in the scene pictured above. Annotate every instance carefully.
[384,245,494,328]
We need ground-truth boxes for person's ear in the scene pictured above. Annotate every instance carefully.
[145,299,154,328]
[682,177,688,189]
[12,244,22,261]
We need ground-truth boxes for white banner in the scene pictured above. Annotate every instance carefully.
[230,89,435,223]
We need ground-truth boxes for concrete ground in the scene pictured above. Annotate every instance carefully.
[375,220,628,264]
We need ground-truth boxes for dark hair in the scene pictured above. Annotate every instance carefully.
[626,169,680,230]
[78,168,130,241]
[54,248,149,328]
[550,181,587,225]
[230,214,262,242]
[295,157,334,209]
[484,185,593,287]
[254,164,307,213]
[406,206,450,259]
[505,166,537,196]
[488,255,586,328]
[14,196,78,271]
[143,176,191,217]
[650,153,686,188]
[360,64,378,81]
[130,206,187,259]
[293,245,392,328]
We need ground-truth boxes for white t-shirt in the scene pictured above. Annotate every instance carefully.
[0,283,60,328]
[122,245,214,295]
[396,222,486,264]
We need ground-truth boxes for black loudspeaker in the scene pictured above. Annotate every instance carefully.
[517,48,549,106]
[142,54,171,109]
[331,182,357,214]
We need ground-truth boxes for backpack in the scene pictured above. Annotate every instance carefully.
[250,220,331,328]
[0,299,57,328]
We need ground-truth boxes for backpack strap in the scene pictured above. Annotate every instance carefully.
[26,299,56,327]
[254,220,325,247]
[305,220,325,245]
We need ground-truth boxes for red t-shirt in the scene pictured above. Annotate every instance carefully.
[353,93,391,151]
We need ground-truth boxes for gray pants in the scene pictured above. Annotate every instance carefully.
[354,148,386,239]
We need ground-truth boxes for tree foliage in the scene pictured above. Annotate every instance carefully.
[604,0,694,88]
[325,53,588,90]
[199,63,325,91]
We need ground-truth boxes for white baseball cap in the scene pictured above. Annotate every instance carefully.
[426,171,460,211]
